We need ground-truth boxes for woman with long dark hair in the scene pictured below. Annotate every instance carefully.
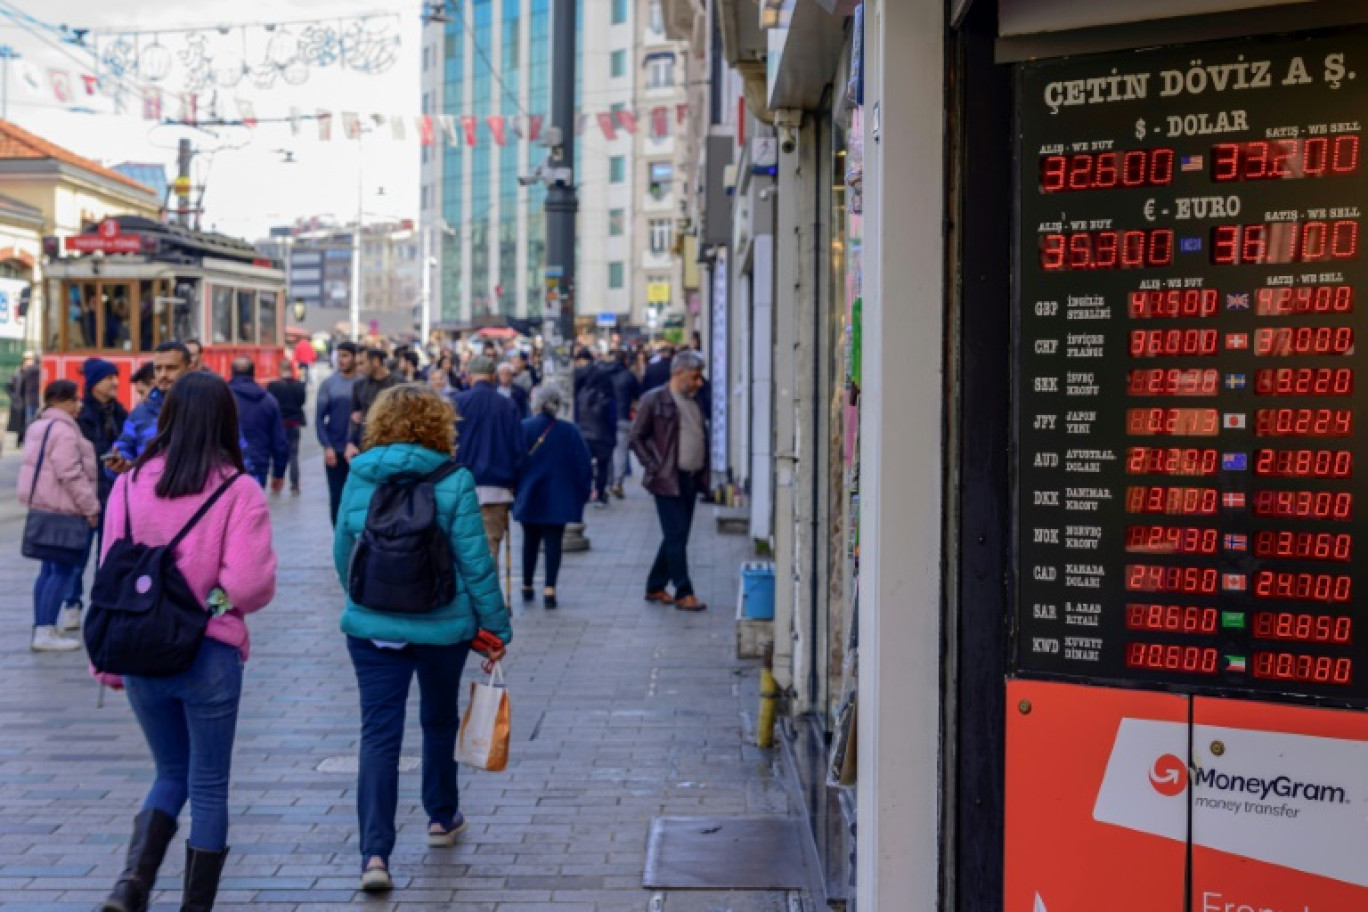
[97,371,277,912]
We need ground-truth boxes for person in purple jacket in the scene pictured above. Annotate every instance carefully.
[95,371,278,912]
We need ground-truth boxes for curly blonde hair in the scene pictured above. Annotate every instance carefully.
[362,383,457,455]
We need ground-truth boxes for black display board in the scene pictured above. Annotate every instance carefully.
[1015,30,1368,704]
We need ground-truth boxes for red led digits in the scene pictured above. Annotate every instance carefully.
[1252,653,1352,685]
[1253,449,1352,478]
[1253,571,1351,603]
[1125,564,1219,594]
[1040,148,1176,193]
[1126,448,1219,475]
[1126,409,1220,436]
[1211,135,1360,181]
[1125,486,1218,515]
[1252,612,1352,644]
[1211,221,1358,265]
[1128,369,1220,396]
[1041,230,1174,270]
[1254,369,1353,396]
[1256,285,1353,315]
[1125,604,1218,634]
[1253,531,1353,562]
[1253,327,1353,356]
[1129,329,1219,357]
[1125,643,1219,674]
[1252,490,1353,520]
[1255,409,1353,438]
[1128,289,1220,318]
[1125,526,1219,554]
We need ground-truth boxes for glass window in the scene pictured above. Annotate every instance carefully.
[650,218,673,254]
[210,286,233,343]
[258,291,278,346]
[611,0,628,24]
[648,161,673,199]
[609,208,625,236]
[171,280,197,342]
[610,156,626,183]
[649,0,664,34]
[608,261,625,289]
[648,57,675,89]
[236,290,256,344]
[610,50,627,78]
[65,283,98,350]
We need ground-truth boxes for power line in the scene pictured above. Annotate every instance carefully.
[434,0,529,120]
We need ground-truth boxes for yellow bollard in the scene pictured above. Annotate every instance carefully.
[757,669,778,748]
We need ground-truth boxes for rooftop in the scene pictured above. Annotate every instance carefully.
[0,120,157,196]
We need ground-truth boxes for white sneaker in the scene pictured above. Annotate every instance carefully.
[31,626,81,652]
[58,606,82,632]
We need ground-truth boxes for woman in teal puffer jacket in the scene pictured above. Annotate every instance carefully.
[333,384,513,893]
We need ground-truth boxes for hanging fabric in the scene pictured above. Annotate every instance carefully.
[461,115,478,146]
[487,115,506,147]
[615,109,638,134]
[316,109,333,141]
[418,115,435,146]
[438,114,459,145]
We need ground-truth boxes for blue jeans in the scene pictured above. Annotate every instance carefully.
[64,525,100,610]
[346,636,471,863]
[647,470,700,598]
[124,639,244,851]
[33,560,81,627]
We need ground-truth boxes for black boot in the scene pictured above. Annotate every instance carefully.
[98,809,178,912]
[180,844,229,912]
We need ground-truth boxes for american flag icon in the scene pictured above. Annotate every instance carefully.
[1226,333,1248,350]
[1181,154,1205,171]
[1224,533,1248,552]
[1223,491,1247,509]
[1226,292,1250,310]
[1223,573,1247,591]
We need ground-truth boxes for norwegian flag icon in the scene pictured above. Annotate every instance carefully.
[1226,333,1249,350]
[1223,492,1246,509]
[1224,533,1248,552]
[1223,573,1247,592]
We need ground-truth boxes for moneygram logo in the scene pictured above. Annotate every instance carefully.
[1192,766,1349,805]
[1148,753,1189,797]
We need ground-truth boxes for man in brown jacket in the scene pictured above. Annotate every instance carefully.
[629,350,709,611]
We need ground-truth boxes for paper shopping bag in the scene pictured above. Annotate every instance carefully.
[456,663,510,772]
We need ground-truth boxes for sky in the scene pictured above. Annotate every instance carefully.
[0,0,422,240]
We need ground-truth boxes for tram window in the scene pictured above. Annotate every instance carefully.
[236,290,256,344]
[172,281,197,342]
[69,283,98,349]
[210,286,233,343]
[104,284,132,350]
[258,291,278,346]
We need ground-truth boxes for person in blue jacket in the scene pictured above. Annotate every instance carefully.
[453,355,526,563]
[513,386,592,609]
[228,357,290,489]
[333,384,512,894]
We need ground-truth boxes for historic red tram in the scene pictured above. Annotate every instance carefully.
[40,216,286,406]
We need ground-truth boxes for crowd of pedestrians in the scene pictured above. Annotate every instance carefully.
[4,331,712,905]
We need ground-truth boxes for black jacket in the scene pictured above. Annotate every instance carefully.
[267,378,308,428]
[76,394,129,504]
[348,372,401,446]
[603,361,640,422]
[574,363,617,445]
[641,356,672,394]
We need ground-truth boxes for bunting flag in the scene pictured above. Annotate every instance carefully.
[529,114,543,142]
[180,93,199,126]
[576,112,589,137]
[438,115,458,146]
[461,115,477,147]
[342,111,361,139]
[615,109,638,134]
[676,102,688,125]
[289,106,302,136]
[49,69,72,104]
[487,115,506,147]
[418,115,434,146]
[597,112,617,141]
[80,74,99,96]
[509,115,524,139]
[236,98,258,128]
[651,105,668,140]
[143,87,163,122]
[316,109,332,140]
[390,113,406,140]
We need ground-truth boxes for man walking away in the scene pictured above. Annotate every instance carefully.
[630,350,709,611]
[641,343,674,394]
[495,362,531,418]
[345,348,400,462]
[454,354,525,563]
[267,358,308,495]
[605,349,640,499]
[317,341,359,525]
[65,358,128,631]
[574,349,617,507]
[229,357,290,490]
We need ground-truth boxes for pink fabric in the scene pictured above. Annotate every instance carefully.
[101,457,278,663]
[17,409,99,518]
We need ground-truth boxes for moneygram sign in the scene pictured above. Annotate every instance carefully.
[1191,766,1349,806]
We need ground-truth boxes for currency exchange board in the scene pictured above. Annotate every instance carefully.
[1014,31,1368,704]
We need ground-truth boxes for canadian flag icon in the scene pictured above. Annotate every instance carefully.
[1035,893,1048,912]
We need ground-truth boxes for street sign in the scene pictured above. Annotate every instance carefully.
[596,312,617,327]
[544,265,564,278]
[647,281,671,304]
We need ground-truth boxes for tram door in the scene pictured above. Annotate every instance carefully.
[1006,29,1368,910]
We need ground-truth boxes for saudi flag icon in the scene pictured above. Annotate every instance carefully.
[1221,611,1245,629]
[1226,655,1247,673]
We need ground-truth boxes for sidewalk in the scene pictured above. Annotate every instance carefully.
[0,427,807,911]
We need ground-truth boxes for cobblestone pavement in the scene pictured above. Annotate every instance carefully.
[0,426,806,911]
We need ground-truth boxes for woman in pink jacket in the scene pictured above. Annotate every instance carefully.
[96,371,277,912]
[17,379,99,652]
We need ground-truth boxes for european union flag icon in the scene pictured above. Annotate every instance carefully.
[1225,373,1246,390]
[1180,237,1203,253]
[1221,452,1247,471]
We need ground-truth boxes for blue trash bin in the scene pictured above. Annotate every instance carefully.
[741,562,776,620]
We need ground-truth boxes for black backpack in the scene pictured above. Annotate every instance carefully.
[85,473,245,677]
[347,461,462,614]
